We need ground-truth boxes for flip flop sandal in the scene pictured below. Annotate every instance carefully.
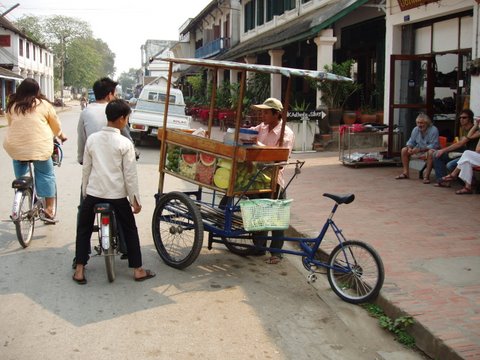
[135,269,156,282]
[395,173,409,180]
[423,178,430,184]
[265,256,282,264]
[441,174,457,182]
[455,187,473,195]
[434,181,451,188]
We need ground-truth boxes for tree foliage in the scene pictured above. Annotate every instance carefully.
[117,68,139,96]
[14,15,115,91]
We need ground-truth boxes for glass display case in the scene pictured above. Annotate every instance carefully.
[339,126,403,166]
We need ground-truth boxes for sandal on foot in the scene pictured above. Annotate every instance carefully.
[423,178,430,184]
[135,269,156,282]
[265,256,282,265]
[72,275,87,285]
[41,210,58,224]
[441,174,457,182]
[434,181,451,188]
[395,173,409,180]
[455,187,473,195]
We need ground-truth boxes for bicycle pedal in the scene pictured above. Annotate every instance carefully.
[307,273,317,283]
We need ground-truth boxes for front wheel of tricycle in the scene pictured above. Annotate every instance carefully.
[326,240,384,304]
[151,191,204,269]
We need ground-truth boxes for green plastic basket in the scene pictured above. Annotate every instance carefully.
[239,199,292,232]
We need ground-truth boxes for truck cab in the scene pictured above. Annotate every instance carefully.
[129,84,191,145]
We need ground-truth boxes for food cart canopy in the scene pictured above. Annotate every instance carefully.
[154,57,352,83]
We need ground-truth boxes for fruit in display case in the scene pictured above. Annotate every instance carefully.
[178,150,197,179]
[234,162,272,191]
[213,158,232,189]
[200,153,216,167]
[196,152,216,185]
[166,145,181,172]
[213,167,231,189]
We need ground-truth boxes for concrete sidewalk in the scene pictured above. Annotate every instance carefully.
[284,151,480,360]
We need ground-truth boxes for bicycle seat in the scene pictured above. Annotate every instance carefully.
[322,193,355,204]
[12,176,33,189]
[94,203,114,214]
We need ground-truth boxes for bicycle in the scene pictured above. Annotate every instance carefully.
[91,203,124,282]
[10,140,63,248]
[153,161,385,304]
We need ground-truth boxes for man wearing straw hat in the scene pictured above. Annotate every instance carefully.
[250,97,295,264]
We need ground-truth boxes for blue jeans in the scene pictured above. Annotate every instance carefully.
[433,153,460,181]
[12,159,56,197]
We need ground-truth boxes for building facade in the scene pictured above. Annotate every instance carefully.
[0,16,54,108]
[385,0,479,141]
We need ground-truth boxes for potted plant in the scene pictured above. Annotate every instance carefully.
[310,59,362,126]
[359,105,376,123]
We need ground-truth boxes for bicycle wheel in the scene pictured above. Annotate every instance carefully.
[327,240,384,304]
[104,240,116,283]
[14,189,35,248]
[219,195,258,256]
[152,191,203,269]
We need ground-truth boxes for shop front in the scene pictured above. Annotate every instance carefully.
[385,0,479,150]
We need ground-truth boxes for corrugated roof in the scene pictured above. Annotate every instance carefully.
[218,0,369,60]
[0,15,48,49]
[180,0,220,35]
[0,66,23,80]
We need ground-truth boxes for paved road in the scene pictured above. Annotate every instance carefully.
[0,104,424,359]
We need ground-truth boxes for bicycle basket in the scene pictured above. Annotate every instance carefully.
[239,198,292,232]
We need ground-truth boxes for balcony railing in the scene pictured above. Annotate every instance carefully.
[195,37,230,58]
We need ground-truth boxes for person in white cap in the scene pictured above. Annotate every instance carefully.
[250,97,295,264]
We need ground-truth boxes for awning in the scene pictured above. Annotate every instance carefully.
[0,67,23,81]
[217,0,369,61]
[157,57,353,82]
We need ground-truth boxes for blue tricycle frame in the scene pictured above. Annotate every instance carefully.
[151,58,384,304]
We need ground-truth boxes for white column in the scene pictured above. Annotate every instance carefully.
[217,68,224,87]
[314,29,337,108]
[268,49,284,100]
[244,55,257,82]
[230,69,239,85]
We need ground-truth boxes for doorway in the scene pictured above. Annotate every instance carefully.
[388,54,435,156]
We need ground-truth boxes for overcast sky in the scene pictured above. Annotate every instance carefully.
[1,0,212,77]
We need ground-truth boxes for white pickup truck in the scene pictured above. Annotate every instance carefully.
[129,84,192,145]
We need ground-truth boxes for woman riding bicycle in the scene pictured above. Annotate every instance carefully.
[3,78,67,222]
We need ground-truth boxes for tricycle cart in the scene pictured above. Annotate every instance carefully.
[151,58,384,304]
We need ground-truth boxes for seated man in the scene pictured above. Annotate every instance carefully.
[395,113,439,183]
[433,109,480,187]
[73,99,155,284]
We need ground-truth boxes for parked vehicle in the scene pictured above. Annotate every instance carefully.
[129,84,192,146]
[87,89,95,103]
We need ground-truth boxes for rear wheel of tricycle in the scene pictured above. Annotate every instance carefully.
[219,195,258,256]
[327,240,384,304]
[152,192,203,269]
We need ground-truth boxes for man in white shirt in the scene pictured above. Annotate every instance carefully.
[73,99,155,284]
[77,77,136,165]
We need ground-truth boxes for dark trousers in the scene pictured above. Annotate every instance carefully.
[75,195,142,268]
[252,184,285,255]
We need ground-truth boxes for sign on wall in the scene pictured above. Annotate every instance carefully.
[397,0,439,11]
[0,35,11,47]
